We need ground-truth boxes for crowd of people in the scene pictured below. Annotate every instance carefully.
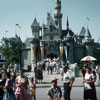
[0,59,100,100]
[47,61,100,100]
[0,68,36,100]
[32,59,65,84]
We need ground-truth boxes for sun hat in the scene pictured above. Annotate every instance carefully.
[51,77,58,83]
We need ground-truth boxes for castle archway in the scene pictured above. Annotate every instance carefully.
[47,53,58,59]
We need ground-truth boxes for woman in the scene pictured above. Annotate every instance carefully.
[3,72,16,100]
[83,67,97,100]
[15,69,32,100]
[37,64,43,84]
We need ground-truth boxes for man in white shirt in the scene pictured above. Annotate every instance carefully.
[63,65,75,100]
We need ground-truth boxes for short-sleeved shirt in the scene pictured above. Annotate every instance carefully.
[85,73,91,81]
[29,83,36,89]
[63,70,74,83]
[16,76,26,84]
[47,86,62,100]
[16,76,28,89]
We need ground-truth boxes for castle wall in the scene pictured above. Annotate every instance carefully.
[85,45,93,56]
[21,46,31,69]
[74,45,84,62]
[43,35,50,40]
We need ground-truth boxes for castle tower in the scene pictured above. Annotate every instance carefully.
[85,27,91,39]
[31,18,40,39]
[64,31,74,63]
[30,18,40,66]
[82,27,94,56]
[54,0,62,37]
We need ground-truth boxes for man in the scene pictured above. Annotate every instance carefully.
[47,77,62,100]
[34,63,38,84]
[63,65,75,100]
[50,60,54,74]
[46,61,50,74]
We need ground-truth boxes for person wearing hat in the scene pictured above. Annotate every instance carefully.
[47,77,62,100]
[63,65,75,100]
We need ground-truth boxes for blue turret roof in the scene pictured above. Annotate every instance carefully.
[79,26,91,38]
[31,18,39,27]
[85,27,91,38]
[79,27,86,36]
[45,13,57,29]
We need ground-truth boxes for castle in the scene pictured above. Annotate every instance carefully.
[21,0,100,69]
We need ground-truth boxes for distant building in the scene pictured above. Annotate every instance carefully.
[21,0,100,69]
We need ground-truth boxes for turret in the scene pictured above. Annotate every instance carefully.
[85,27,91,39]
[64,30,74,63]
[54,0,62,34]
[31,18,40,39]
[81,27,94,56]
[82,26,93,43]
[46,12,50,24]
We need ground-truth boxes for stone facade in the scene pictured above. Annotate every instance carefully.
[21,0,100,69]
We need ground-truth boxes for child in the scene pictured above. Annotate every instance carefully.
[29,77,36,100]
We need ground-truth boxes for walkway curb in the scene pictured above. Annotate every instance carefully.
[36,85,100,88]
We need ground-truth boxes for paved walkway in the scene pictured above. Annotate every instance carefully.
[26,71,99,88]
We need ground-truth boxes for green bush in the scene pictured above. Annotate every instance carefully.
[77,61,89,69]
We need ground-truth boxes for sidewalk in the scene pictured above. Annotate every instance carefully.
[26,71,99,88]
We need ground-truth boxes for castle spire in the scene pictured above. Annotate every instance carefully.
[31,18,40,38]
[85,26,91,39]
[54,0,62,38]
[67,16,69,29]
[31,18,39,27]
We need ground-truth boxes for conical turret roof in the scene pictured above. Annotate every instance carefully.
[45,13,57,29]
[79,26,86,36]
[85,27,91,38]
[31,18,39,27]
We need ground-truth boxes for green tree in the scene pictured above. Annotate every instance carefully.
[0,35,22,66]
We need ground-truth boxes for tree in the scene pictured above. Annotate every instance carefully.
[0,35,22,66]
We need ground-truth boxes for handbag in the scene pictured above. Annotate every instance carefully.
[84,83,92,90]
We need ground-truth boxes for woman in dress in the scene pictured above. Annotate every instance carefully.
[83,67,97,100]
[3,72,16,100]
[37,64,43,84]
[15,69,32,100]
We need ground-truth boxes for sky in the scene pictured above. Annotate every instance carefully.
[0,0,100,42]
